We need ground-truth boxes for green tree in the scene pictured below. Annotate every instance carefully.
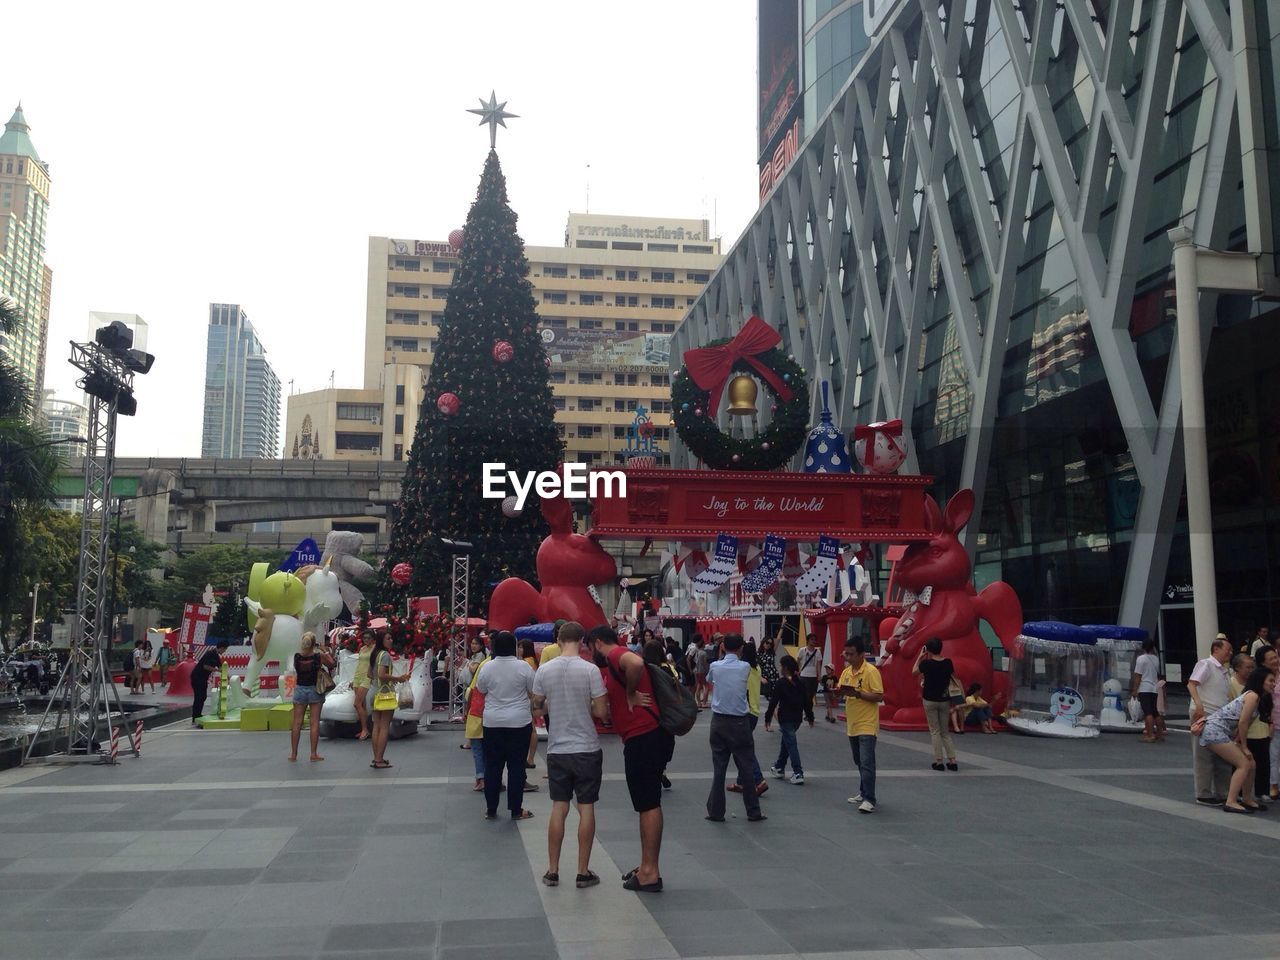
[383,150,561,611]
[155,544,280,620]
[207,582,245,642]
[0,297,59,646]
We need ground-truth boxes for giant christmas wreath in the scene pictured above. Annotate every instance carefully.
[671,316,810,470]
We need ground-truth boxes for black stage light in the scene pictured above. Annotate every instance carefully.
[123,348,154,374]
[94,320,134,355]
[116,389,137,417]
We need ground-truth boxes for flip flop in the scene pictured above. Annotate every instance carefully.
[371,761,392,769]
[512,809,534,821]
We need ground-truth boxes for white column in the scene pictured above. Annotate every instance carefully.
[1168,226,1217,658]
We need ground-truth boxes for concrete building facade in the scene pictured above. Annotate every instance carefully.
[0,105,52,403]
[40,390,88,457]
[202,303,281,459]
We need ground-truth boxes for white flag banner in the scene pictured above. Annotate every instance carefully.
[793,536,841,596]
[692,534,739,593]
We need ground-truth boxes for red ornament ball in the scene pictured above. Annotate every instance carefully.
[437,392,460,416]
[448,229,465,251]
[492,340,514,363]
[390,562,413,586]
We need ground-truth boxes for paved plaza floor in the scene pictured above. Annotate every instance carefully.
[0,710,1278,960]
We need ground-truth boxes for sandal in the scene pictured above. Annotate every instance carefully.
[473,780,484,792]
[512,809,534,821]
[371,760,392,769]
[541,871,559,887]
[576,870,600,888]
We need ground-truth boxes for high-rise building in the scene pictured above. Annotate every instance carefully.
[284,213,721,535]
[40,389,87,457]
[202,303,281,459]
[685,0,1280,672]
[0,105,53,402]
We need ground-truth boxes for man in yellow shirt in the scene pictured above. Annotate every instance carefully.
[539,620,567,666]
[837,637,884,814]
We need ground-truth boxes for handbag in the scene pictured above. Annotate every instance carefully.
[373,688,398,711]
[947,677,965,705]
[315,665,334,696]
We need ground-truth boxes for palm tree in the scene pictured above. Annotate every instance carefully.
[0,296,59,647]
[0,297,30,418]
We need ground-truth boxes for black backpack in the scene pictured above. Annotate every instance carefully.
[609,659,699,737]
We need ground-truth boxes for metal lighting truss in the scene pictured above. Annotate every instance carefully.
[675,0,1275,633]
[25,342,136,763]
[448,554,470,721]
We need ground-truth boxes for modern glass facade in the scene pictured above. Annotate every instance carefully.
[801,0,870,129]
[202,303,281,459]
[680,0,1280,678]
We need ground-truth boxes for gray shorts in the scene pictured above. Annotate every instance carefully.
[547,750,603,804]
[293,685,324,705]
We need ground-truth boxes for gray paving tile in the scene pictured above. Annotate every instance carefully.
[322,921,438,951]
[69,928,212,958]
[439,916,553,947]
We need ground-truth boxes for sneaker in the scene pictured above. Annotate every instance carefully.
[789,773,805,785]
[769,766,784,779]
[847,794,862,804]
[1194,796,1225,807]
[858,800,875,814]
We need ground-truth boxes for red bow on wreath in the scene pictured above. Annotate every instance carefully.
[683,315,795,414]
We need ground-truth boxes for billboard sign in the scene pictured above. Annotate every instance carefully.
[759,0,801,161]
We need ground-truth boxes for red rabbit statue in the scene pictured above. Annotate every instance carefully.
[487,466,618,632]
[877,489,1023,729]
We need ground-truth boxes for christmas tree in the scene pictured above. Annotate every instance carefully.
[383,150,561,612]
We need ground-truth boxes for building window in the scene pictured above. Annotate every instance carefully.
[393,257,420,271]
[684,244,714,253]
[543,292,568,304]
[579,399,598,411]
[337,403,382,422]
[651,270,675,283]
[651,400,672,413]
[576,239,607,249]
[652,322,676,333]
[549,371,567,383]
[391,285,421,297]
[577,372,601,383]
[687,272,710,283]
[580,293,600,306]
[432,287,451,299]
[545,265,568,278]
[553,397,567,410]
[628,321,639,331]
[394,413,404,434]
[395,385,405,405]
[432,260,453,272]
[615,320,627,331]
[392,311,419,324]
[387,338,420,352]
[579,319,601,330]
[613,426,627,439]
[615,373,638,386]
[613,241,642,251]
[651,374,670,388]
[580,267,603,279]
[652,296,676,309]
[335,432,380,451]
[649,243,678,253]
[544,317,567,328]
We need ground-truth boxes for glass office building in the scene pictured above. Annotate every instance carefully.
[683,0,1280,675]
[202,303,281,459]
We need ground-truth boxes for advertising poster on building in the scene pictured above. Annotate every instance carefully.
[758,0,803,200]
[540,325,672,375]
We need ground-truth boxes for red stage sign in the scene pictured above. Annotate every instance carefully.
[588,469,934,542]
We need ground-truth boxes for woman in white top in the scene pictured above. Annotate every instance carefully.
[1130,639,1166,742]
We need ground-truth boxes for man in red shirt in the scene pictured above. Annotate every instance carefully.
[588,625,671,893]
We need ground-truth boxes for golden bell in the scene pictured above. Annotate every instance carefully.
[727,374,758,416]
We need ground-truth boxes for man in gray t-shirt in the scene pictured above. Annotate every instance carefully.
[530,622,609,888]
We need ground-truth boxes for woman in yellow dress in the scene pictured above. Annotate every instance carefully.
[353,632,375,741]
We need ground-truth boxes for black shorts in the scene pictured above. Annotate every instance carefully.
[1138,691,1160,718]
[547,750,603,804]
[622,728,675,813]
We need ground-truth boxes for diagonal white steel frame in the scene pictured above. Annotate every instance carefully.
[674,0,1251,634]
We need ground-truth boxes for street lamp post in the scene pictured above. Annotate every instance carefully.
[28,583,44,645]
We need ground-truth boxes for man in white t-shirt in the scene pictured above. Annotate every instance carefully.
[530,622,609,889]
[1129,640,1166,742]
[796,635,823,712]
[1249,627,1270,659]
[1187,635,1233,805]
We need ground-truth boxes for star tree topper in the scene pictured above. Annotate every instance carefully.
[467,91,518,148]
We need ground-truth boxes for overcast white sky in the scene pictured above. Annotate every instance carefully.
[6,1,759,457]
